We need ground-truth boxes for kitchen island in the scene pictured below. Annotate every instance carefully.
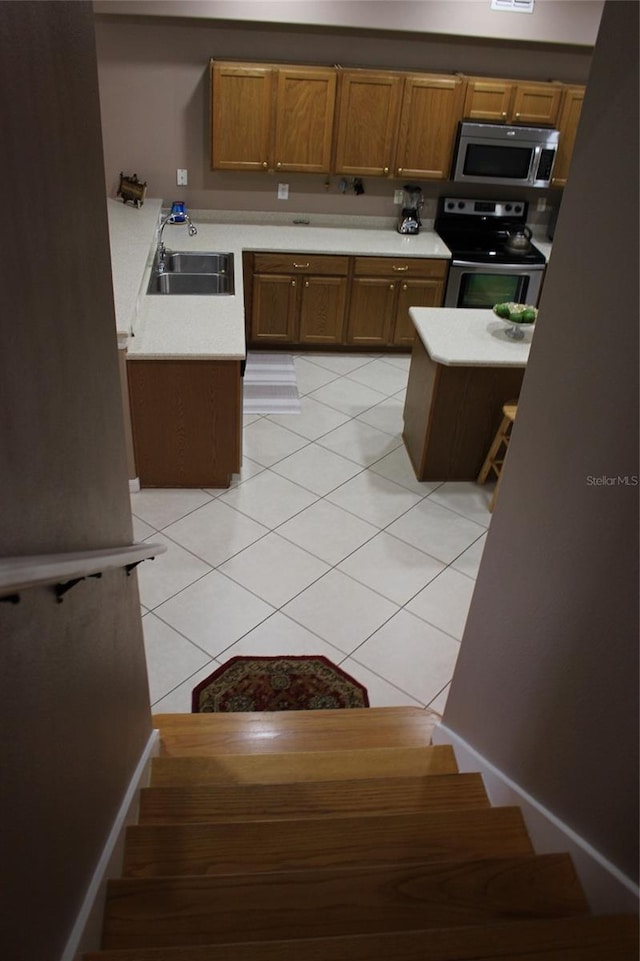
[403,308,530,481]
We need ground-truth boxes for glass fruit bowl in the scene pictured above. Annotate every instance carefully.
[493,302,538,340]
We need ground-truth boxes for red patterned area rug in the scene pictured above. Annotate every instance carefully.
[192,655,369,712]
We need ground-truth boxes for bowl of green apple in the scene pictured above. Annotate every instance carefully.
[493,302,538,340]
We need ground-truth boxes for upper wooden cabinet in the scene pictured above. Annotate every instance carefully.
[333,70,464,180]
[552,85,586,188]
[394,74,465,180]
[211,61,336,173]
[463,77,564,126]
[333,70,403,177]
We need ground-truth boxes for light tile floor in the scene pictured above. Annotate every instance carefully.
[132,352,492,715]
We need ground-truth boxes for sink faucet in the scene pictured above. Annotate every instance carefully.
[156,204,198,271]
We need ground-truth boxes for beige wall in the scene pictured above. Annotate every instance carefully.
[93,0,604,47]
[442,0,639,884]
[93,13,593,216]
[0,4,152,958]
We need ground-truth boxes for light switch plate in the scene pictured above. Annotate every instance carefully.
[393,190,404,205]
[278,183,289,200]
[176,168,188,186]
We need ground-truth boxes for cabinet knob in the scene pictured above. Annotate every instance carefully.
[397,167,403,174]
[262,161,268,168]
[293,262,310,269]
[515,112,520,118]
[502,111,507,117]
[291,280,296,287]
[276,162,282,168]
[304,280,309,287]
[392,265,409,272]
[402,283,408,290]
[389,283,395,290]
[383,166,389,174]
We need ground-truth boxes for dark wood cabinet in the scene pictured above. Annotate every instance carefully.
[552,86,586,188]
[394,74,466,180]
[333,69,403,177]
[128,359,242,488]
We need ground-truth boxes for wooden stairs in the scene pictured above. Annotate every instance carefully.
[85,707,638,960]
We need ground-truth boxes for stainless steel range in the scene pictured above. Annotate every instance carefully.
[435,197,546,309]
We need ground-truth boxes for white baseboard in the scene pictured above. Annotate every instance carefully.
[433,722,639,915]
[61,728,160,961]
[129,477,140,493]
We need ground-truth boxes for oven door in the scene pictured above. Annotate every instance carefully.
[444,261,545,308]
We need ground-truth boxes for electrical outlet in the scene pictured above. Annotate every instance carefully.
[176,168,188,186]
[536,197,547,212]
[277,183,289,200]
[393,189,404,205]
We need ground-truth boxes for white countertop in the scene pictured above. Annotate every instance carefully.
[106,199,548,361]
[107,200,452,359]
[410,307,532,367]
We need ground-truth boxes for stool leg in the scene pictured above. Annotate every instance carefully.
[477,413,510,484]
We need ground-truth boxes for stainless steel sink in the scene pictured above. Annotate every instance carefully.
[146,250,234,295]
[164,251,232,274]
[147,272,232,295]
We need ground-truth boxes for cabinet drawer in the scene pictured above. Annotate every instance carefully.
[253,253,349,275]
[353,256,448,279]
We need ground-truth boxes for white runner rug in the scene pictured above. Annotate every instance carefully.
[243,353,301,415]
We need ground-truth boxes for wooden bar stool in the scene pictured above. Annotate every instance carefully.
[477,401,518,512]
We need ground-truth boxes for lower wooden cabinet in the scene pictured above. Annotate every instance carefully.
[248,252,448,350]
[128,359,242,488]
[347,257,448,347]
[251,253,349,346]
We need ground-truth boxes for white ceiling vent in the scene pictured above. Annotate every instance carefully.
[491,0,535,12]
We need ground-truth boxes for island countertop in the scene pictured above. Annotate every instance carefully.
[409,307,533,367]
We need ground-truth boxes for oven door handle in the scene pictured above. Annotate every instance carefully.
[452,260,546,271]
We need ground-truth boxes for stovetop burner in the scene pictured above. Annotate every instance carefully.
[435,197,546,266]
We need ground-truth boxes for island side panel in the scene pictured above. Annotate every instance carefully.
[403,337,525,481]
[128,359,242,488]
[402,334,439,479]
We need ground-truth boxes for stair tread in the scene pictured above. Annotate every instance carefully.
[86,914,640,961]
[102,854,590,950]
[123,807,533,877]
[150,744,458,786]
[138,772,490,824]
[153,707,438,756]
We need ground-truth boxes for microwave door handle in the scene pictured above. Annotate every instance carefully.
[530,144,542,180]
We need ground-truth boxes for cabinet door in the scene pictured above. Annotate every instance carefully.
[463,79,513,121]
[333,70,402,177]
[511,82,563,126]
[299,277,348,345]
[552,86,585,187]
[347,278,397,346]
[211,62,273,171]
[251,274,298,343]
[394,75,465,180]
[274,66,336,173]
[393,279,445,346]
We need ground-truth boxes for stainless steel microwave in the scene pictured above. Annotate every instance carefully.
[452,121,560,188]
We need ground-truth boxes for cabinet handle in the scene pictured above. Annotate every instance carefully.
[515,112,520,118]
[293,262,310,268]
[291,280,296,287]
[402,283,408,290]
[397,167,403,174]
[383,166,389,174]
[262,161,268,168]
[392,265,409,272]
[502,111,507,118]
[276,162,282,168]
[389,283,395,290]
[304,280,309,287]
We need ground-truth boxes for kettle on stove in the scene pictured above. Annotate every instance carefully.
[505,225,533,252]
[397,184,424,235]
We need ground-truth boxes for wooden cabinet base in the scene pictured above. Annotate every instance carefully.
[403,337,524,481]
[128,360,242,488]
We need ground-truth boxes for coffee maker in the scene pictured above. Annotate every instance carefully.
[397,184,424,235]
